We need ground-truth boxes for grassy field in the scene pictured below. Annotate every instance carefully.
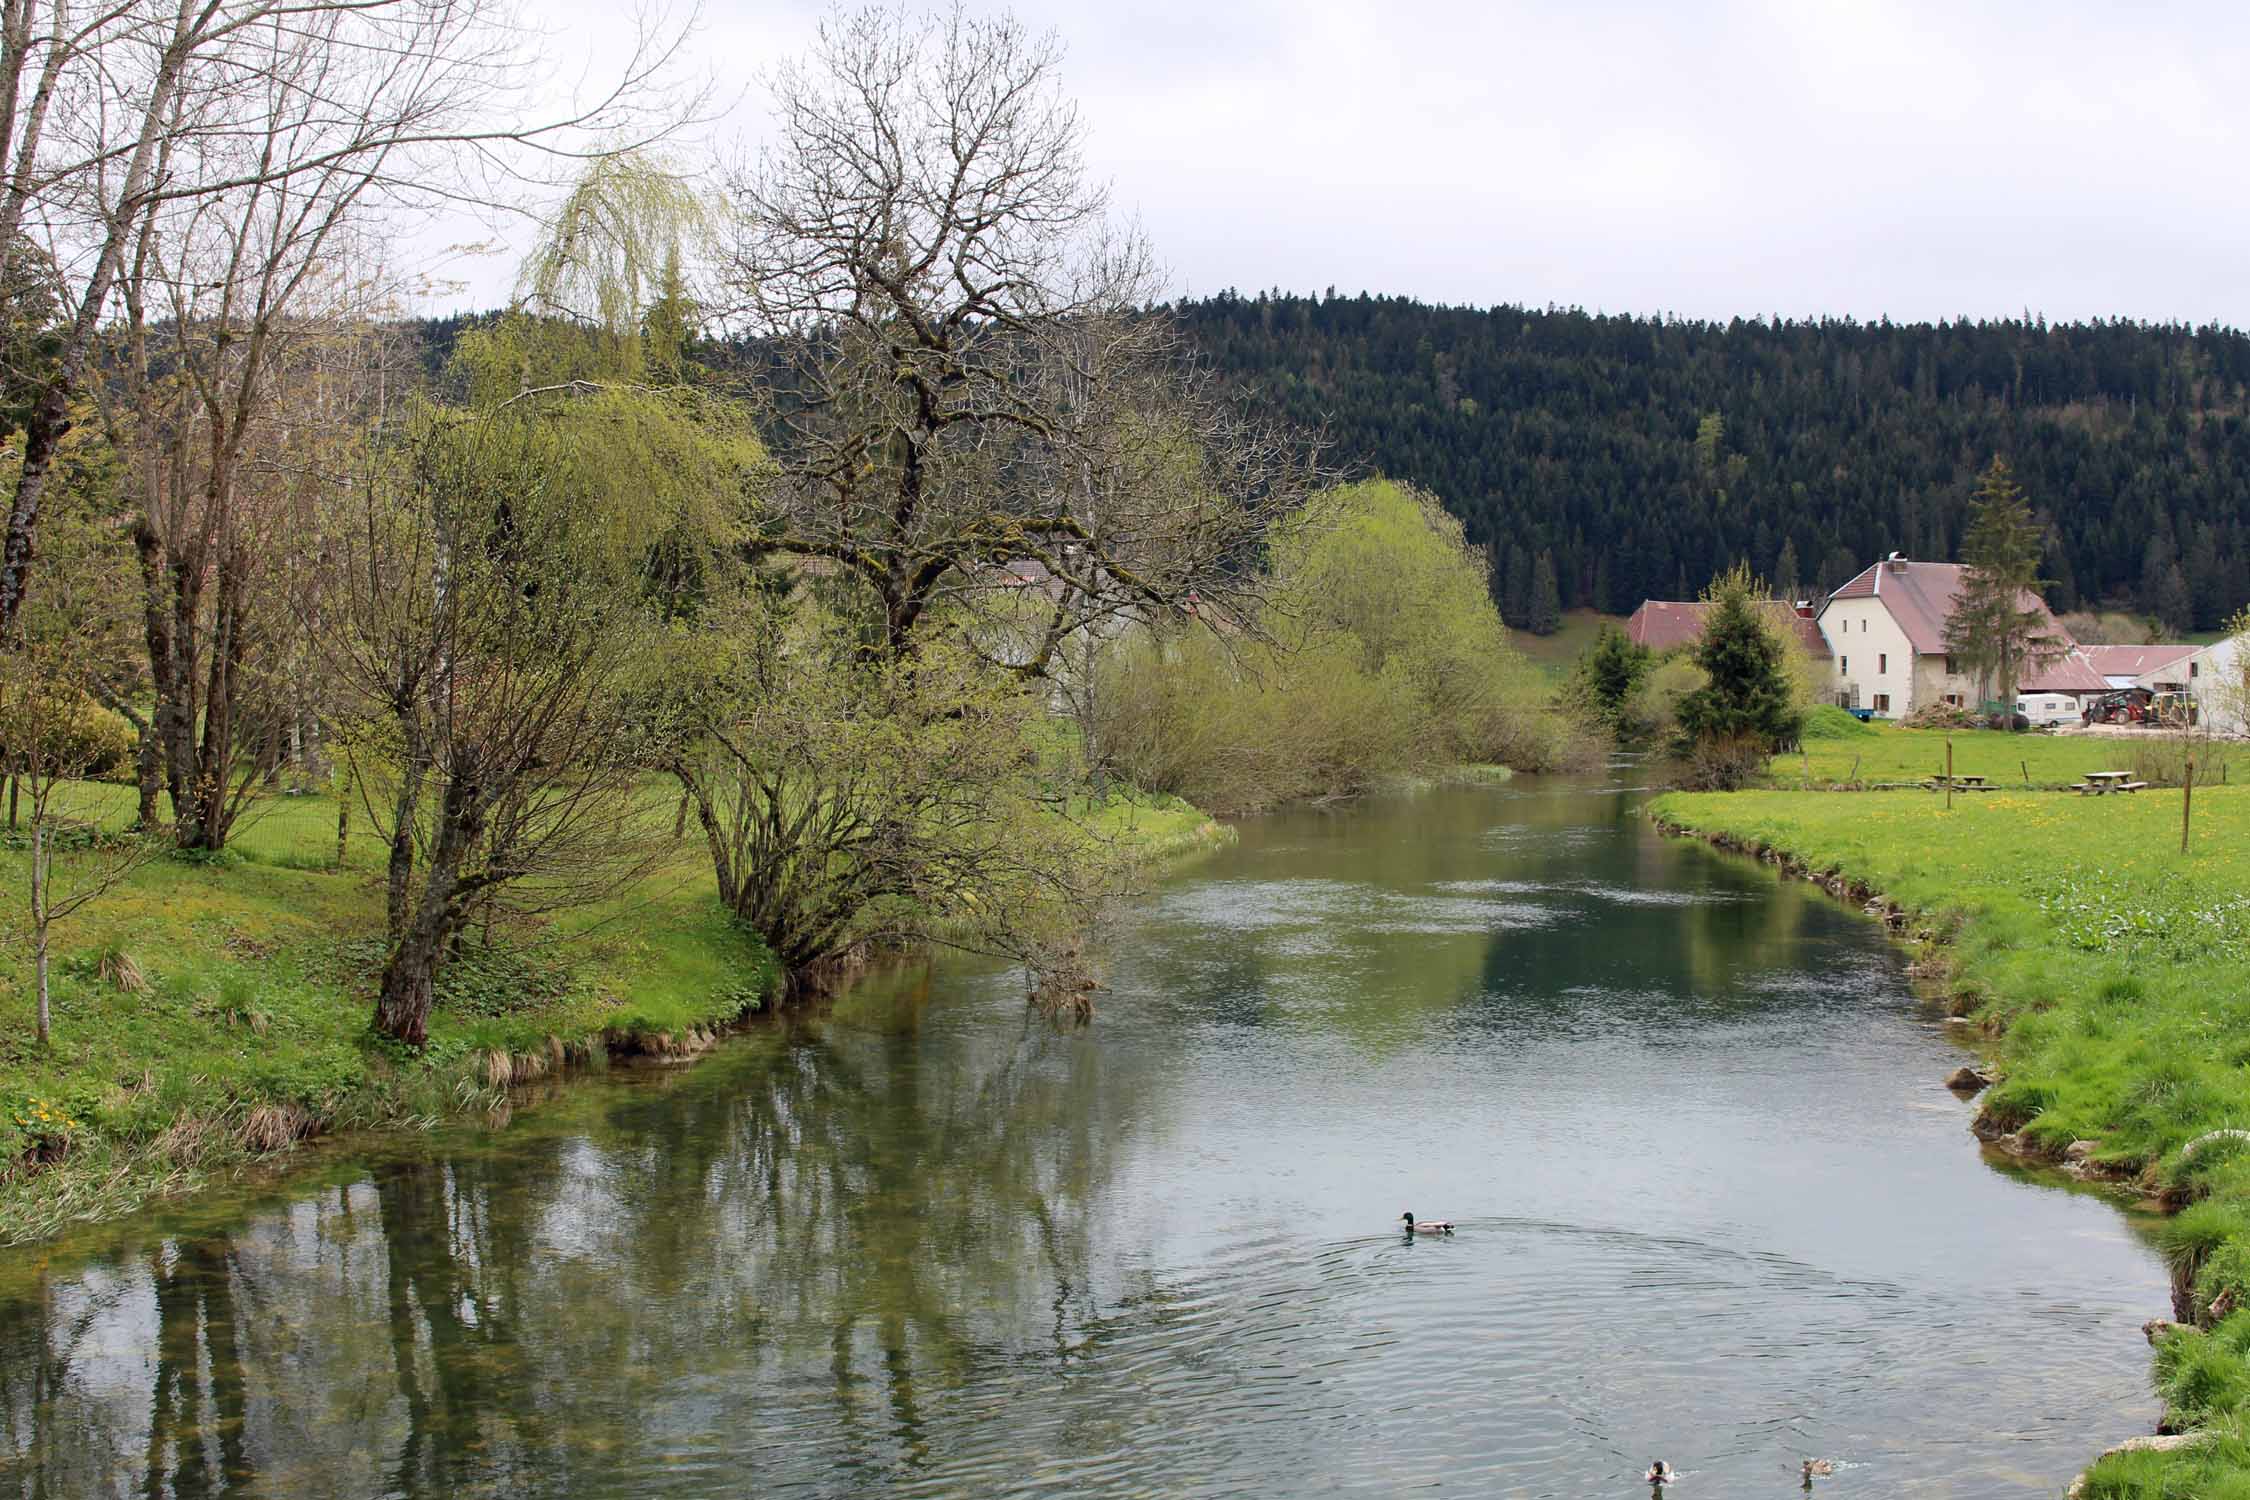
[1649,783,2250,1495]
[0,780,781,1246]
[0,777,1228,1247]
[1769,718,2249,791]
[1507,608,1626,675]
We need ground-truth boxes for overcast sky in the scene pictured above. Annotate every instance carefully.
[441,0,2250,326]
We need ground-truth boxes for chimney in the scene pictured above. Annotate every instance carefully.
[1794,600,1814,618]
[1885,551,1908,574]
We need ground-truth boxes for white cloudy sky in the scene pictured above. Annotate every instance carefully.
[436,0,2249,324]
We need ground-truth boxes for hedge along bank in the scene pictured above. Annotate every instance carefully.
[1648,785,2250,1495]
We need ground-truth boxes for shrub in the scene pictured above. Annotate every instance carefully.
[1801,704,1876,740]
[0,694,135,782]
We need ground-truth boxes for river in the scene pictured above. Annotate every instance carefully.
[0,772,2168,1497]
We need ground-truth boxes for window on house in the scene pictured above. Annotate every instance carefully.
[1945,655,1958,675]
[1944,693,1962,707]
[1873,693,1892,713]
[1879,653,1888,674]
[1839,655,1848,675]
[2192,661,2201,679]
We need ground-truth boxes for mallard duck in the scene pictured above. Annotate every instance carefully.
[1645,1459,1675,1485]
[1400,1212,1454,1235]
[1802,1459,1835,1484]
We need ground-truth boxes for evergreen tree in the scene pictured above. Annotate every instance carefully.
[1528,550,1562,634]
[1773,538,1800,601]
[2156,563,2193,634]
[1671,563,1803,783]
[1157,293,2250,624]
[1571,624,1651,730]
[1502,544,1532,626]
[1944,457,2061,719]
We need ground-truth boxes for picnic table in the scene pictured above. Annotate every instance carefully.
[2073,771,2148,795]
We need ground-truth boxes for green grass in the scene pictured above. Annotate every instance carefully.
[1647,782,2250,1490]
[1762,722,2248,790]
[1507,608,1627,675]
[1078,786,1237,862]
[0,773,1225,1246]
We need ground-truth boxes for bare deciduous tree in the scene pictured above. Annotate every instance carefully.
[724,3,1312,665]
[0,0,702,637]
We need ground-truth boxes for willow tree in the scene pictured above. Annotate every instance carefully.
[1944,457,2064,722]
[724,3,1312,667]
[321,379,762,1046]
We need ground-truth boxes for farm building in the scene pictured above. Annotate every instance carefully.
[1816,554,2106,719]
[2080,644,2200,694]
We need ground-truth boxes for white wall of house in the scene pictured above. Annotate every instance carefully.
[2195,636,2250,736]
[1911,653,1981,711]
[1818,597,1922,717]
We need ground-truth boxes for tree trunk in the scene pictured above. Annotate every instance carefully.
[373,772,483,1046]
[31,823,48,1048]
[375,932,440,1049]
[134,727,161,829]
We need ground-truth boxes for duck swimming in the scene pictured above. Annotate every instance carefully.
[1645,1460,1675,1485]
[1399,1212,1454,1235]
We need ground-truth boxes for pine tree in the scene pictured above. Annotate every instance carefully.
[1502,544,1531,626]
[1944,457,2061,720]
[1773,538,1800,601]
[1529,550,1562,635]
[1671,563,1803,783]
[1572,624,1651,731]
[2156,563,2193,635]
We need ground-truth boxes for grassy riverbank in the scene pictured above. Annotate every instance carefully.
[0,782,1229,1248]
[1649,783,2250,1496]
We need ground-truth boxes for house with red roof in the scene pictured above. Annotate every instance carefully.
[1625,598,1831,661]
[1816,554,2106,719]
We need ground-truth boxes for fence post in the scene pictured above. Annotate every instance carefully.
[1946,738,1954,811]
[2021,759,2029,785]
[2183,755,2195,855]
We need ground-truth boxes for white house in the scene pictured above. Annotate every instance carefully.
[1817,554,2107,718]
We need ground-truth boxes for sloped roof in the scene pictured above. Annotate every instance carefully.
[2020,649,2112,694]
[1825,559,2061,657]
[1626,599,1830,659]
[2080,644,2200,680]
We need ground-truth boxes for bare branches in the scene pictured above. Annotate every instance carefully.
[0,0,710,635]
[722,3,1314,665]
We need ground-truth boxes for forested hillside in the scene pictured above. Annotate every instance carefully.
[1171,292,2250,631]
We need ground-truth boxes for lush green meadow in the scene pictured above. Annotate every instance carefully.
[1650,782,2250,1495]
[1507,608,1627,675]
[1768,718,2247,790]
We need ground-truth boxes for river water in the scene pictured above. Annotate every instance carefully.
[0,774,2168,1498]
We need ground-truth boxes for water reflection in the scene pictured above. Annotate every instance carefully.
[0,776,2168,1498]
